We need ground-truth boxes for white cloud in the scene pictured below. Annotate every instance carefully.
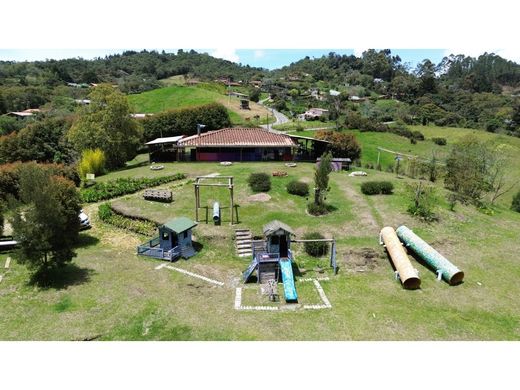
[353,48,365,58]
[253,50,265,59]
[210,48,240,63]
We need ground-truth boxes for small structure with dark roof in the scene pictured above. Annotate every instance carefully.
[145,135,185,162]
[137,217,197,261]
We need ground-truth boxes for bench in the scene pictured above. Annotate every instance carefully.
[143,189,172,202]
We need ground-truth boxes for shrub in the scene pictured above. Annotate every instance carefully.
[360,181,380,195]
[307,202,329,216]
[361,181,394,195]
[248,172,271,192]
[303,232,329,257]
[314,130,362,160]
[81,173,185,202]
[78,148,106,179]
[412,130,425,141]
[512,190,520,213]
[379,181,394,194]
[432,137,447,146]
[286,180,309,196]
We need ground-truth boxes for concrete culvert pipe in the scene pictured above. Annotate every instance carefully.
[213,202,220,225]
[396,225,464,285]
[380,227,421,289]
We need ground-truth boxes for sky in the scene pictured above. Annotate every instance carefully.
[0,48,506,71]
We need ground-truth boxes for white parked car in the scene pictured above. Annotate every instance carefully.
[79,209,91,230]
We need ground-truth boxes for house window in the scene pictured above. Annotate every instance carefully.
[183,231,188,239]
[271,236,279,245]
[162,231,169,241]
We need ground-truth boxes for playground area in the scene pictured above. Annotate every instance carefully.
[1,159,520,340]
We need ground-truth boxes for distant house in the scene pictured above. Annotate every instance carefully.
[130,113,153,119]
[329,89,341,96]
[216,78,241,86]
[310,89,326,101]
[249,80,262,88]
[227,91,249,99]
[74,99,91,105]
[6,108,41,118]
[349,95,366,102]
[303,108,329,120]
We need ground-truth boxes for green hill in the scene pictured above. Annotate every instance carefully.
[128,84,271,125]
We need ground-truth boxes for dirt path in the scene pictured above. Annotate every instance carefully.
[337,179,381,235]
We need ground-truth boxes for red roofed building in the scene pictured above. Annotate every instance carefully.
[179,127,298,162]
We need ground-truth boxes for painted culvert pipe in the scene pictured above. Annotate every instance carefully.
[380,227,421,289]
[396,225,464,285]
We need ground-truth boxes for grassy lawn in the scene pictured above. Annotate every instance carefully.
[128,84,272,126]
[290,125,520,206]
[1,156,520,340]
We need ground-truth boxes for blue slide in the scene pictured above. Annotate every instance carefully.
[279,259,298,302]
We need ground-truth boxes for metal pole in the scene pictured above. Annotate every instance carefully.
[229,178,234,225]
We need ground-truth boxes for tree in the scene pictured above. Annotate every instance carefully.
[487,144,519,205]
[67,84,143,169]
[10,164,81,280]
[406,181,438,222]
[444,135,493,205]
[415,59,437,94]
[315,130,362,160]
[314,152,333,205]
[0,117,75,164]
[248,88,260,103]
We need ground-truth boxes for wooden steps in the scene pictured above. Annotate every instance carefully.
[235,229,253,258]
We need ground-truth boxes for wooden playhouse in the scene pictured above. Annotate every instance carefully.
[137,217,197,261]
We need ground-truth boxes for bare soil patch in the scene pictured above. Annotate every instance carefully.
[344,247,385,272]
[247,193,271,202]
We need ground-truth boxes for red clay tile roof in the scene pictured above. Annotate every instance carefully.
[179,128,298,147]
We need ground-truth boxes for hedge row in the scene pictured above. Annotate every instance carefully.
[98,203,157,236]
[142,103,231,141]
[360,181,394,195]
[81,173,185,203]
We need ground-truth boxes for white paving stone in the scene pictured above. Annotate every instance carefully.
[5,257,11,269]
[154,263,167,270]
[313,280,332,308]
[165,265,224,286]
[234,288,242,309]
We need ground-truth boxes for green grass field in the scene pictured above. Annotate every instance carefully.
[1,151,519,340]
[128,84,273,125]
[272,120,335,131]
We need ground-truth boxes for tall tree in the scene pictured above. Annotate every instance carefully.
[11,164,81,280]
[67,84,143,169]
[314,152,333,205]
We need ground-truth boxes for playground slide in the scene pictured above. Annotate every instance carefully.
[279,259,298,302]
[243,258,258,282]
[396,225,464,285]
[380,227,421,289]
